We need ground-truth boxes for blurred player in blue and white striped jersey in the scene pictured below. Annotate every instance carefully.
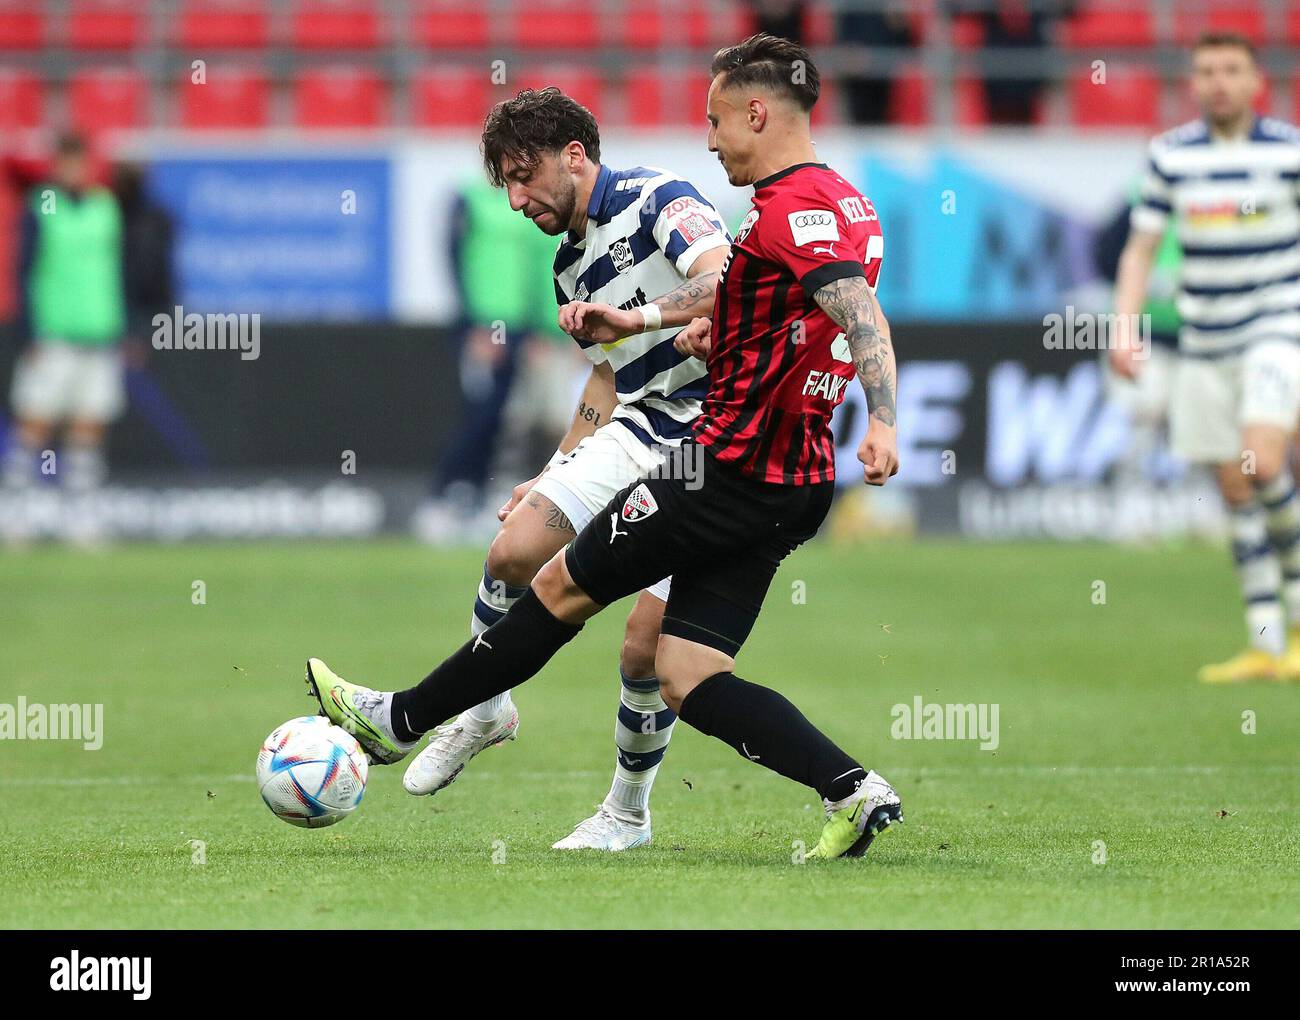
[1111,32,1300,682]
[400,88,732,848]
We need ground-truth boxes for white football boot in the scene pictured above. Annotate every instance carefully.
[401,704,519,795]
[552,804,652,851]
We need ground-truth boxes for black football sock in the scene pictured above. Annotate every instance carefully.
[677,672,865,801]
[390,588,582,742]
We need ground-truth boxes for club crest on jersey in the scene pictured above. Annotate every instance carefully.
[735,208,760,243]
[621,484,658,523]
[575,281,589,302]
[788,209,839,247]
[610,237,635,274]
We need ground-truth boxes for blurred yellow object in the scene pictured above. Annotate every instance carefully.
[1197,648,1281,684]
[827,485,916,543]
[1280,629,1300,682]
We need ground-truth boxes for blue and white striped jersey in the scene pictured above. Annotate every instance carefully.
[553,164,731,445]
[1134,117,1300,357]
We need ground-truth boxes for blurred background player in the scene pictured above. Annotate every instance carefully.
[5,133,125,536]
[412,173,561,543]
[1111,33,1300,682]
[400,88,731,850]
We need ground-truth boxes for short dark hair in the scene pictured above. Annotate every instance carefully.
[481,87,601,187]
[1193,30,1257,62]
[710,32,820,112]
[54,131,87,157]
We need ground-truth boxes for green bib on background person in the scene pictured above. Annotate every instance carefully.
[458,179,548,331]
[27,185,125,347]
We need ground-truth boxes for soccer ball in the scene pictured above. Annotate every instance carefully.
[257,716,368,828]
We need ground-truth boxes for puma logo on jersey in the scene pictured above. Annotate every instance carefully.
[812,243,838,257]
[609,513,626,543]
[472,634,493,653]
[803,370,849,403]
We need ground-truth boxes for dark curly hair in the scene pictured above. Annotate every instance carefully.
[481,87,601,187]
[710,32,820,113]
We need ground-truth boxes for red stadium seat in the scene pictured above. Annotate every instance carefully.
[1176,3,1267,46]
[620,0,714,49]
[1062,3,1155,47]
[951,13,986,50]
[1068,65,1161,128]
[510,1,599,50]
[410,68,490,127]
[69,69,148,133]
[411,1,489,49]
[889,66,930,126]
[0,0,44,49]
[0,69,41,129]
[69,0,145,50]
[179,68,270,129]
[516,67,603,120]
[626,69,668,127]
[290,0,382,50]
[176,1,270,49]
[294,67,386,128]
[955,76,989,128]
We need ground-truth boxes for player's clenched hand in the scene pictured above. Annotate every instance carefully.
[859,419,899,486]
[558,301,641,343]
[674,316,712,360]
[1108,345,1143,381]
[498,472,542,522]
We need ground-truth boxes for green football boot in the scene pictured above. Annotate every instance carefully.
[807,770,903,860]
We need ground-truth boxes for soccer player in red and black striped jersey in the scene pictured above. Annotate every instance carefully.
[307,34,904,861]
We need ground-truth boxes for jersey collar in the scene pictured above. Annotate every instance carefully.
[569,164,613,246]
[752,161,828,191]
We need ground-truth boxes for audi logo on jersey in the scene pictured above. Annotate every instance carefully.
[787,208,840,247]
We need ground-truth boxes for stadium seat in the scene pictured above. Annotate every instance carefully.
[410,68,489,127]
[889,66,931,127]
[0,0,44,49]
[178,68,270,129]
[1068,65,1160,128]
[954,76,989,128]
[293,67,386,128]
[1061,2,1155,47]
[626,69,667,127]
[290,0,382,50]
[516,67,603,120]
[1175,3,1267,46]
[951,13,986,50]
[69,69,148,133]
[619,0,715,49]
[0,69,41,129]
[411,1,490,49]
[68,0,146,50]
[176,0,271,49]
[509,1,599,50]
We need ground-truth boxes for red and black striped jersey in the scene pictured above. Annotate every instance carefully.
[693,162,884,484]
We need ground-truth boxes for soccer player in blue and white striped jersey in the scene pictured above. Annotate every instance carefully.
[1112,32,1300,682]
[400,88,732,848]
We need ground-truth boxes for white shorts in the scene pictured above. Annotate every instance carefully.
[1170,340,1300,464]
[532,420,673,602]
[1103,343,1175,426]
[10,341,125,424]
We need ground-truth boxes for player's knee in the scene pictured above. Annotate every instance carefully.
[620,626,658,683]
[485,528,543,588]
[532,553,579,606]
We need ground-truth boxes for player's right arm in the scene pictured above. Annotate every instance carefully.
[496,362,617,521]
[1112,141,1174,379]
[1110,227,1162,380]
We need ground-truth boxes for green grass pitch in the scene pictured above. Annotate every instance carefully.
[1,538,1297,929]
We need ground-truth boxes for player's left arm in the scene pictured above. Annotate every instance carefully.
[813,278,898,486]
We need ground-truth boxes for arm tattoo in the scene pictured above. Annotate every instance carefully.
[577,400,602,426]
[812,276,896,427]
[652,271,719,313]
[526,491,574,533]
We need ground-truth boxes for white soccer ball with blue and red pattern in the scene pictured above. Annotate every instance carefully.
[257,716,368,828]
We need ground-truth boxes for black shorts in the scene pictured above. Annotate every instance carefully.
[565,442,835,657]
